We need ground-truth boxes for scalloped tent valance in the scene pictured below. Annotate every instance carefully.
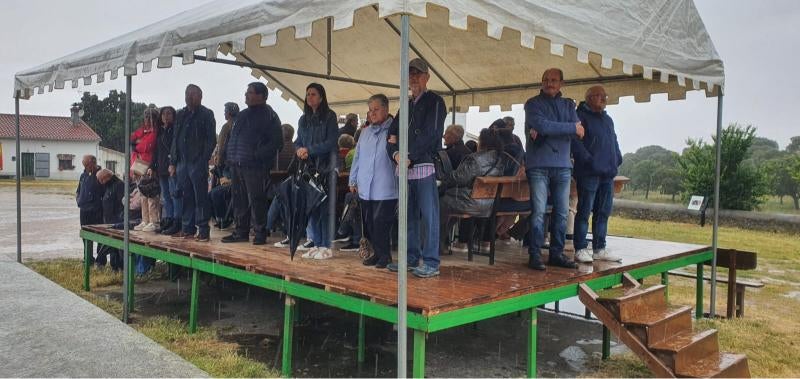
[14,0,724,114]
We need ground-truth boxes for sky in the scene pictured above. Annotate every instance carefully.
[1,0,798,154]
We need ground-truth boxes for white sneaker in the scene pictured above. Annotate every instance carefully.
[449,242,468,253]
[312,247,334,260]
[593,248,622,262]
[301,247,319,259]
[297,240,315,251]
[273,238,289,248]
[142,223,157,232]
[134,222,148,231]
[575,248,594,263]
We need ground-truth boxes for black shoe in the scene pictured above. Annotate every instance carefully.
[156,218,171,233]
[340,243,360,252]
[362,255,379,266]
[528,255,546,271]
[565,234,573,241]
[221,233,248,243]
[548,254,578,269]
[162,223,181,235]
[252,234,266,245]
[375,259,391,269]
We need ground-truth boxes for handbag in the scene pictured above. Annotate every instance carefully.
[131,156,150,176]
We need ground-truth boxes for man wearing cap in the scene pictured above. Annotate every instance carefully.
[524,68,585,270]
[386,58,447,278]
[220,82,283,246]
[339,113,359,137]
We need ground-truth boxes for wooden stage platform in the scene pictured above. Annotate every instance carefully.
[80,225,712,378]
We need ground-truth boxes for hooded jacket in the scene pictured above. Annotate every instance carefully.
[572,101,623,178]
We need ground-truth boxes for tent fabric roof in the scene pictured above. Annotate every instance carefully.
[0,114,101,142]
[14,0,724,114]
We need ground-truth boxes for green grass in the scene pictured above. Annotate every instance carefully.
[25,259,278,378]
[0,178,78,195]
[617,190,800,215]
[585,217,800,377]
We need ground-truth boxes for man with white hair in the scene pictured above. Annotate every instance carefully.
[443,124,471,169]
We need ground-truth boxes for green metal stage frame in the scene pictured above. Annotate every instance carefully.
[80,229,712,378]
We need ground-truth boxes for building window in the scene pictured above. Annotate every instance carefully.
[106,160,117,174]
[57,154,75,171]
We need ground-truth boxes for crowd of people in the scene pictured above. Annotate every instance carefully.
[76,59,623,279]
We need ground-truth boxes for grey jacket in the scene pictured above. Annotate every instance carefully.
[440,150,507,217]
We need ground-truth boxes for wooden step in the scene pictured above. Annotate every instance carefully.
[598,284,667,322]
[624,305,693,346]
[676,352,750,378]
[650,329,719,372]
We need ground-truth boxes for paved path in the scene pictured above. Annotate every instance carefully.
[0,256,207,377]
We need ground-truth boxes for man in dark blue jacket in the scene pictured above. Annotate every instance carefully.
[169,84,217,242]
[524,68,585,270]
[221,82,283,245]
[571,86,623,264]
[76,155,103,264]
[386,58,447,278]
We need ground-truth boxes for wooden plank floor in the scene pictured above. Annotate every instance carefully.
[83,225,707,316]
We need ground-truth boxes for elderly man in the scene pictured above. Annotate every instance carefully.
[169,84,217,242]
[502,116,524,147]
[76,155,103,264]
[339,113,359,137]
[524,68,585,270]
[571,86,623,263]
[221,82,283,245]
[350,94,398,268]
[443,124,471,170]
[97,169,125,271]
[386,58,447,278]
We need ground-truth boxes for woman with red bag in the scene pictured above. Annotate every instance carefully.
[131,107,160,232]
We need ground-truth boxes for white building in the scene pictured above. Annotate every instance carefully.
[0,112,105,180]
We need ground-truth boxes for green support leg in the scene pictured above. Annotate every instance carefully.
[413,330,426,378]
[357,314,366,365]
[528,308,538,378]
[83,239,93,291]
[282,296,296,378]
[189,269,199,333]
[661,271,669,302]
[602,325,611,360]
[695,263,704,319]
[127,253,135,311]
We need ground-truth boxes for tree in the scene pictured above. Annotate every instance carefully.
[787,136,800,154]
[763,154,800,210]
[655,166,682,201]
[77,91,152,152]
[631,159,659,199]
[745,137,782,167]
[679,123,768,211]
[618,145,680,198]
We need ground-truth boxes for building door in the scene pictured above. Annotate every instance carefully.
[35,153,50,178]
[21,153,35,178]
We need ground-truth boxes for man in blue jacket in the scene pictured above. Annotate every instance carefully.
[220,82,283,245]
[169,84,217,242]
[571,86,623,263]
[525,68,585,270]
[386,58,447,278]
[76,155,103,265]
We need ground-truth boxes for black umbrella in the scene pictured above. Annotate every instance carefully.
[276,160,328,260]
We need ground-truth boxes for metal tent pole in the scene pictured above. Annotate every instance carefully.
[397,13,410,379]
[709,92,723,318]
[15,92,22,263]
[122,75,132,323]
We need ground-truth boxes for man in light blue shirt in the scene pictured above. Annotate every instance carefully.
[349,94,398,268]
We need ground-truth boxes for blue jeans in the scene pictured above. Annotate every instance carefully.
[309,197,331,248]
[266,198,282,232]
[159,175,182,219]
[573,176,615,251]
[177,162,211,235]
[407,175,440,269]
[527,168,571,259]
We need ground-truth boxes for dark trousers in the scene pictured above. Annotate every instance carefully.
[231,165,269,238]
[80,208,103,263]
[177,162,211,235]
[361,199,397,264]
[210,184,232,223]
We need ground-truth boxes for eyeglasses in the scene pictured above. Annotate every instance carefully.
[587,94,608,99]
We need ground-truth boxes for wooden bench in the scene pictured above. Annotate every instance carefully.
[668,248,762,318]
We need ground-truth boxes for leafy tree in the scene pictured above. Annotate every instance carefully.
[763,154,800,210]
[655,166,682,201]
[679,123,768,211]
[745,137,782,167]
[631,159,659,199]
[787,136,800,154]
[77,91,153,152]
[618,145,680,198]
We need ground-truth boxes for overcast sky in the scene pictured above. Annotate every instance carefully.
[1,0,798,154]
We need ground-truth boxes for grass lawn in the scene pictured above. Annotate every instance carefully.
[617,189,800,215]
[25,259,278,378]
[0,178,78,195]
[585,217,800,377]
[24,216,800,377]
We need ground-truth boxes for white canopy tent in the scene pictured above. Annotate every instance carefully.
[12,1,725,376]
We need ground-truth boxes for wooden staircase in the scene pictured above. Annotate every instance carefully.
[578,273,750,378]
